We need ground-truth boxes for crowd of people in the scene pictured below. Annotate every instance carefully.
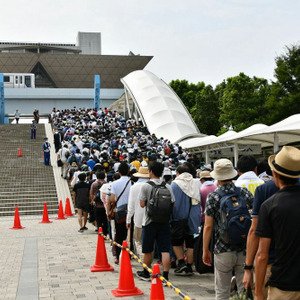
[49,107,300,300]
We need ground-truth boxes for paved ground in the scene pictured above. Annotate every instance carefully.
[0,215,215,300]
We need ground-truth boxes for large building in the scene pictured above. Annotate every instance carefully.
[0,32,153,88]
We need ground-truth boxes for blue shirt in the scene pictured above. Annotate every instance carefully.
[111,176,132,207]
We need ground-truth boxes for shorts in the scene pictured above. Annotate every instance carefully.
[171,234,194,249]
[142,222,171,254]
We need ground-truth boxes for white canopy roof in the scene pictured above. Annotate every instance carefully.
[179,114,300,153]
[121,70,204,144]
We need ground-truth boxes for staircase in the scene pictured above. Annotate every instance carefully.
[0,124,59,216]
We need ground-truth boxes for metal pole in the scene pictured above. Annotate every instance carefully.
[94,75,100,111]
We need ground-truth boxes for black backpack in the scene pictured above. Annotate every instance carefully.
[95,181,103,204]
[146,181,173,223]
[215,187,251,245]
[69,153,77,165]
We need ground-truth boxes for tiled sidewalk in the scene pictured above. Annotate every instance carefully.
[0,216,215,300]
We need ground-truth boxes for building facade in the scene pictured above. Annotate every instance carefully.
[0,32,153,89]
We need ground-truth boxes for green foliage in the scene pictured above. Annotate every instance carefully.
[219,73,269,132]
[193,85,220,135]
[265,44,300,123]
[169,43,300,135]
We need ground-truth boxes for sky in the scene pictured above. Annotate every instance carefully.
[1,0,299,87]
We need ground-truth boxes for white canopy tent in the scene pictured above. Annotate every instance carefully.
[121,70,205,144]
[180,114,300,166]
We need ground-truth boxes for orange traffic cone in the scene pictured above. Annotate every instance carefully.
[18,147,22,157]
[39,203,52,224]
[90,227,114,272]
[111,240,143,297]
[55,200,66,220]
[10,206,25,229]
[150,264,165,300]
[64,198,73,217]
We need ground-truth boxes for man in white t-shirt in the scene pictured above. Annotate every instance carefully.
[235,155,264,196]
[126,167,150,261]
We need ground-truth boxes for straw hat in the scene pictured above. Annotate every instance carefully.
[268,146,300,178]
[199,170,212,180]
[210,159,237,181]
[133,167,150,178]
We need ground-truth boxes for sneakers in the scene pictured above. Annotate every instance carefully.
[136,270,151,282]
[185,265,194,276]
[174,263,188,275]
[82,226,88,231]
[78,228,84,233]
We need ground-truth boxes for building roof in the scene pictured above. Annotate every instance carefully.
[0,52,153,88]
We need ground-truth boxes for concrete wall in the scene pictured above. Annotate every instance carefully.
[4,88,123,114]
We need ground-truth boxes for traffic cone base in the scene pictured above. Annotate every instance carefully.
[111,240,143,297]
[91,228,114,272]
[10,206,25,230]
[56,200,66,220]
[64,198,73,217]
[40,203,53,223]
[150,264,165,300]
[111,286,143,297]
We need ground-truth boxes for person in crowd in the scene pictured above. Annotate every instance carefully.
[90,171,107,234]
[255,146,300,300]
[109,162,132,264]
[199,170,217,225]
[136,161,175,282]
[57,144,70,178]
[171,164,201,276]
[14,109,20,124]
[126,166,150,260]
[30,120,37,139]
[73,172,90,233]
[243,157,279,299]
[203,158,253,300]
[42,137,51,166]
[235,155,264,196]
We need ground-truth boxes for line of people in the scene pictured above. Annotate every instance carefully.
[51,107,300,300]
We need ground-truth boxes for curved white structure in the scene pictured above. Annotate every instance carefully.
[121,70,204,144]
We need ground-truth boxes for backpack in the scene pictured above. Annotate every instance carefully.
[65,150,70,159]
[69,153,77,165]
[95,181,103,204]
[215,187,251,245]
[146,181,173,223]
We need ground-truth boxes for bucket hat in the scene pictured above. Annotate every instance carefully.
[199,170,212,180]
[210,159,237,181]
[133,167,150,178]
[268,146,300,178]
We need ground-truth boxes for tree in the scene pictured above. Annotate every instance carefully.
[169,80,205,111]
[192,85,220,135]
[219,73,269,132]
[265,44,300,123]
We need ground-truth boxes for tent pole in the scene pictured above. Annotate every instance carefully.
[234,143,239,167]
[273,133,279,153]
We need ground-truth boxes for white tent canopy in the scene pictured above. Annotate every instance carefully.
[179,114,300,166]
[121,70,204,144]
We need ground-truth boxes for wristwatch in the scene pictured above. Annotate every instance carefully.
[243,263,253,270]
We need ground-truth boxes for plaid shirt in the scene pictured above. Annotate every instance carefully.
[205,182,253,254]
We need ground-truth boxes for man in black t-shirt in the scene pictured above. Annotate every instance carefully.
[73,172,90,233]
[255,146,300,300]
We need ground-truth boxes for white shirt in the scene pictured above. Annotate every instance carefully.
[126,178,148,227]
[234,171,264,196]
